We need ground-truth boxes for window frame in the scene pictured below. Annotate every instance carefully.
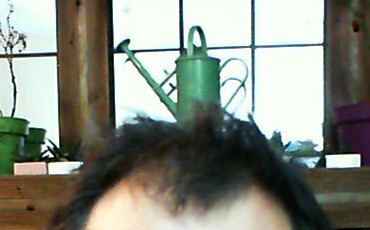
[112,0,325,113]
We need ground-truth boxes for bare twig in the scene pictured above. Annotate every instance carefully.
[0,0,27,117]
[6,49,17,117]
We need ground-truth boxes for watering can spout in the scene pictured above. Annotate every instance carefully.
[116,39,131,52]
[116,39,177,117]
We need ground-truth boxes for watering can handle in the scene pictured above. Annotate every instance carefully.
[187,26,208,55]
[220,58,249,110]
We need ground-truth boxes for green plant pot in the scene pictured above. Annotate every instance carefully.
[0,117,29,175]
[24,127,47,161]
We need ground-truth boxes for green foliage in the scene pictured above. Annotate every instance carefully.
[268,131,291,155]
[39,139,80,162]
[268,130,325,168]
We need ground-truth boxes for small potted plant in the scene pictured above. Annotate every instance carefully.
[0,1,29,174]
[42,139,83,175]
[14,139,84,175]
[268,131,325,168]
[13,127,48,175]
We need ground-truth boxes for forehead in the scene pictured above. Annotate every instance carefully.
[85,181,292,230]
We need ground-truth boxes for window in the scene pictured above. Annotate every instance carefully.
[112,0,324,148]
[0,0,59,144]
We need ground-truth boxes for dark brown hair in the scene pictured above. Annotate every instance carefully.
[48,109,331,230]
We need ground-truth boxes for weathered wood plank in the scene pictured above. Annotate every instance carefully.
[0,176,75,230]
[0,210,50,230]
[0,198,57,211]
[0,169,369,229]
[0,175,73,199]
[301,168,370,193]
[56,0,114,157]
[302,168,370,229]
[323,203,370,229]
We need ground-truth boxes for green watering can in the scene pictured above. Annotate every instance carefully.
[116,26,248,124]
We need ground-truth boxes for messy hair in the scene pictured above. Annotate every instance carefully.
[48,109,331,230]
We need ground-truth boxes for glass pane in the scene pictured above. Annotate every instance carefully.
[0,57,59,144]
[113,0,179,49]
[0,0,57,53]
[208,49,252,118]
[254,47,324,149]
[184,0,251,47]
[114,52,179,126]
[256,0,324,45]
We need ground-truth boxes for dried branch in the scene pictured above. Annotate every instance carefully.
[0,0,27,117]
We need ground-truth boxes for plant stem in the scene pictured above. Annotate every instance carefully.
[0,1,23,118]
[5,48,17,117]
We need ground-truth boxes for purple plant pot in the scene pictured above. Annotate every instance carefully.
[334,103,370,166]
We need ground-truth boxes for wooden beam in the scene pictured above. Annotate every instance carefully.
[56,0,114,157]
[324,0,370,152]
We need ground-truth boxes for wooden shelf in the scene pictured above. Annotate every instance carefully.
[0,168,369,230]
[0,175,73,230]
[301,168,370,229]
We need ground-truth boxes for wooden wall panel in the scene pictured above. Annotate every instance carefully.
[301,168,370,229]
[0,211,50,230]
[0,176,75,230]
[0,176,71,199]
[301,168,370,193]
[0,169,369,229]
